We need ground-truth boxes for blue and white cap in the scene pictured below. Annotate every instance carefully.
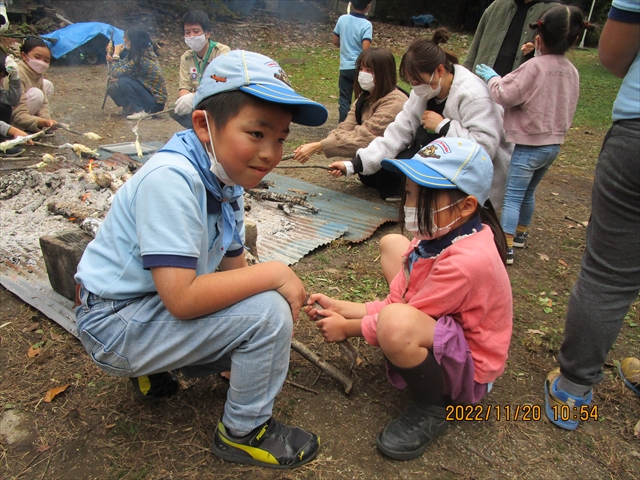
[193,50,328,127]
[381,138,493,205]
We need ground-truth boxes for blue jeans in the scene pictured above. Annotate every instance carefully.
[338,68,356,123]
[76,287,293,434]
[500,144,561,235]
[559,119,640,386]
[107,75,164,114]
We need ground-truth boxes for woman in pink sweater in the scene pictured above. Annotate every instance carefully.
[305,138,512,461]
[475,5,595,264]
[293,47,407,163]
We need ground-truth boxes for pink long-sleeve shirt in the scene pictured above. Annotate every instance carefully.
[362,226,513,384]
[487,54,579,146]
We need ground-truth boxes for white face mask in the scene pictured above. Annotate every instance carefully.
[412,70,441,100]
[358,71,375,92]
[204,113,235,186]
[403,198,464,240]
[26,57,49,74]
[185,34,208,53]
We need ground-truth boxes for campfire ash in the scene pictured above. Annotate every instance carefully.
[0,156,140,267]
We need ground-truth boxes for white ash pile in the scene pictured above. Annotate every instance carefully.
[0,156,141,266]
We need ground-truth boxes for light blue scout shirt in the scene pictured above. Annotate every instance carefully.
[334,12,373,71]
[75,129,245,300]
[609,0,640,121]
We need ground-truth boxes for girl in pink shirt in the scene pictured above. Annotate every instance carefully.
[305,138,512,461]
[475,5,595,264]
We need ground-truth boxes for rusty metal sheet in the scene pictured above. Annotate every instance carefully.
[262,173,399,244]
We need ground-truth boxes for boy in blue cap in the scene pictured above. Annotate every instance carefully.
[74,50,328,469]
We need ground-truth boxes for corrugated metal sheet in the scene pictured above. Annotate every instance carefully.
[251,173,398,265]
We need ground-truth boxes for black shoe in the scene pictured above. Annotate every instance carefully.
[130,372,179,400]
[376,403,448,460]
[0,146,25,157]
[506,248,514,265]
[513,232,528,248]
[212,417,319,469]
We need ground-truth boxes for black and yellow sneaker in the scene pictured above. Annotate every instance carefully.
[212,417,319,469]
[130,372,179,400]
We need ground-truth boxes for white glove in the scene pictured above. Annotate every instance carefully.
[174,93,195,116]
[5,55,18,78]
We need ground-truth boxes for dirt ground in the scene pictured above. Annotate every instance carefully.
[1,3,639,480]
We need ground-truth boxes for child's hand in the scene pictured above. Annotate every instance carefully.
[273,263,307,321]
[316,312,349,343]
[475,63,499,83]
[303,293,336,319]
[327,161,346,177]
[421,110,444,133]
[293,142,321,164]
[521,42,534,56]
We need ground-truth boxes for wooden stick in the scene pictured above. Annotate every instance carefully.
[564,215,588,228]
[285,380,319,395]
[0,156,32,161]
[290,339,353,395]
[275,165,333,170]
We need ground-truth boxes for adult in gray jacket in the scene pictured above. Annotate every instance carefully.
[329,29,511,207]
[463,0,561,77]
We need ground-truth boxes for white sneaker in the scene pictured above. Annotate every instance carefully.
[126,111,150,120]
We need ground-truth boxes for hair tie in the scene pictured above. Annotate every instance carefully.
[581,20,590,29]
[537,20,543,27]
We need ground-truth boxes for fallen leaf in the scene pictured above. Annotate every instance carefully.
[527,329,545,336]
[635,419,640,439]
[27,346,41,358]
[43,384,70,403]
[538,253,550,261]
[551,192,559,196]
[105,423,116,429]
[558,259,569,267]
[25,322,39,332]
[37,444,51,453]
[50,332,64,342]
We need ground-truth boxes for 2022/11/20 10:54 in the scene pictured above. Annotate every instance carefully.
[550,404,599,422]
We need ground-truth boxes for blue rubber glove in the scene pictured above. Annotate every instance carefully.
[475,64,499,83]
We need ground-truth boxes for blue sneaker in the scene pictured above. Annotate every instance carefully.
[618,357,640,397]
[544,368,593,430]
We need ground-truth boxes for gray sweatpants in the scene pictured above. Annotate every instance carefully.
[558,119,640,386]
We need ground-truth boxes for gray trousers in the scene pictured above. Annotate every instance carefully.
[559,119,640,386]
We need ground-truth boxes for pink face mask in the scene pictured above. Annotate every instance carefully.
[26,57,49,74]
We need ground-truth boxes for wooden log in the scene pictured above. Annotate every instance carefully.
[46,201,97,222]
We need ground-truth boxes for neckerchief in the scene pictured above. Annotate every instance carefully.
[408,214,483,271]
[192,40,218,79]
[159,130,244,253]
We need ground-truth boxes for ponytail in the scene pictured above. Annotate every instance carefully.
[399,28,458,84]
[530,5,597,55]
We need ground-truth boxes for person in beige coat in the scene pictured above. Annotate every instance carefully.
[11,37,56,133]
[294,47,407,163]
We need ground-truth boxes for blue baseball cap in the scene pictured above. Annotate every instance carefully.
[193,50,328,127]
[381,138,493,205]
